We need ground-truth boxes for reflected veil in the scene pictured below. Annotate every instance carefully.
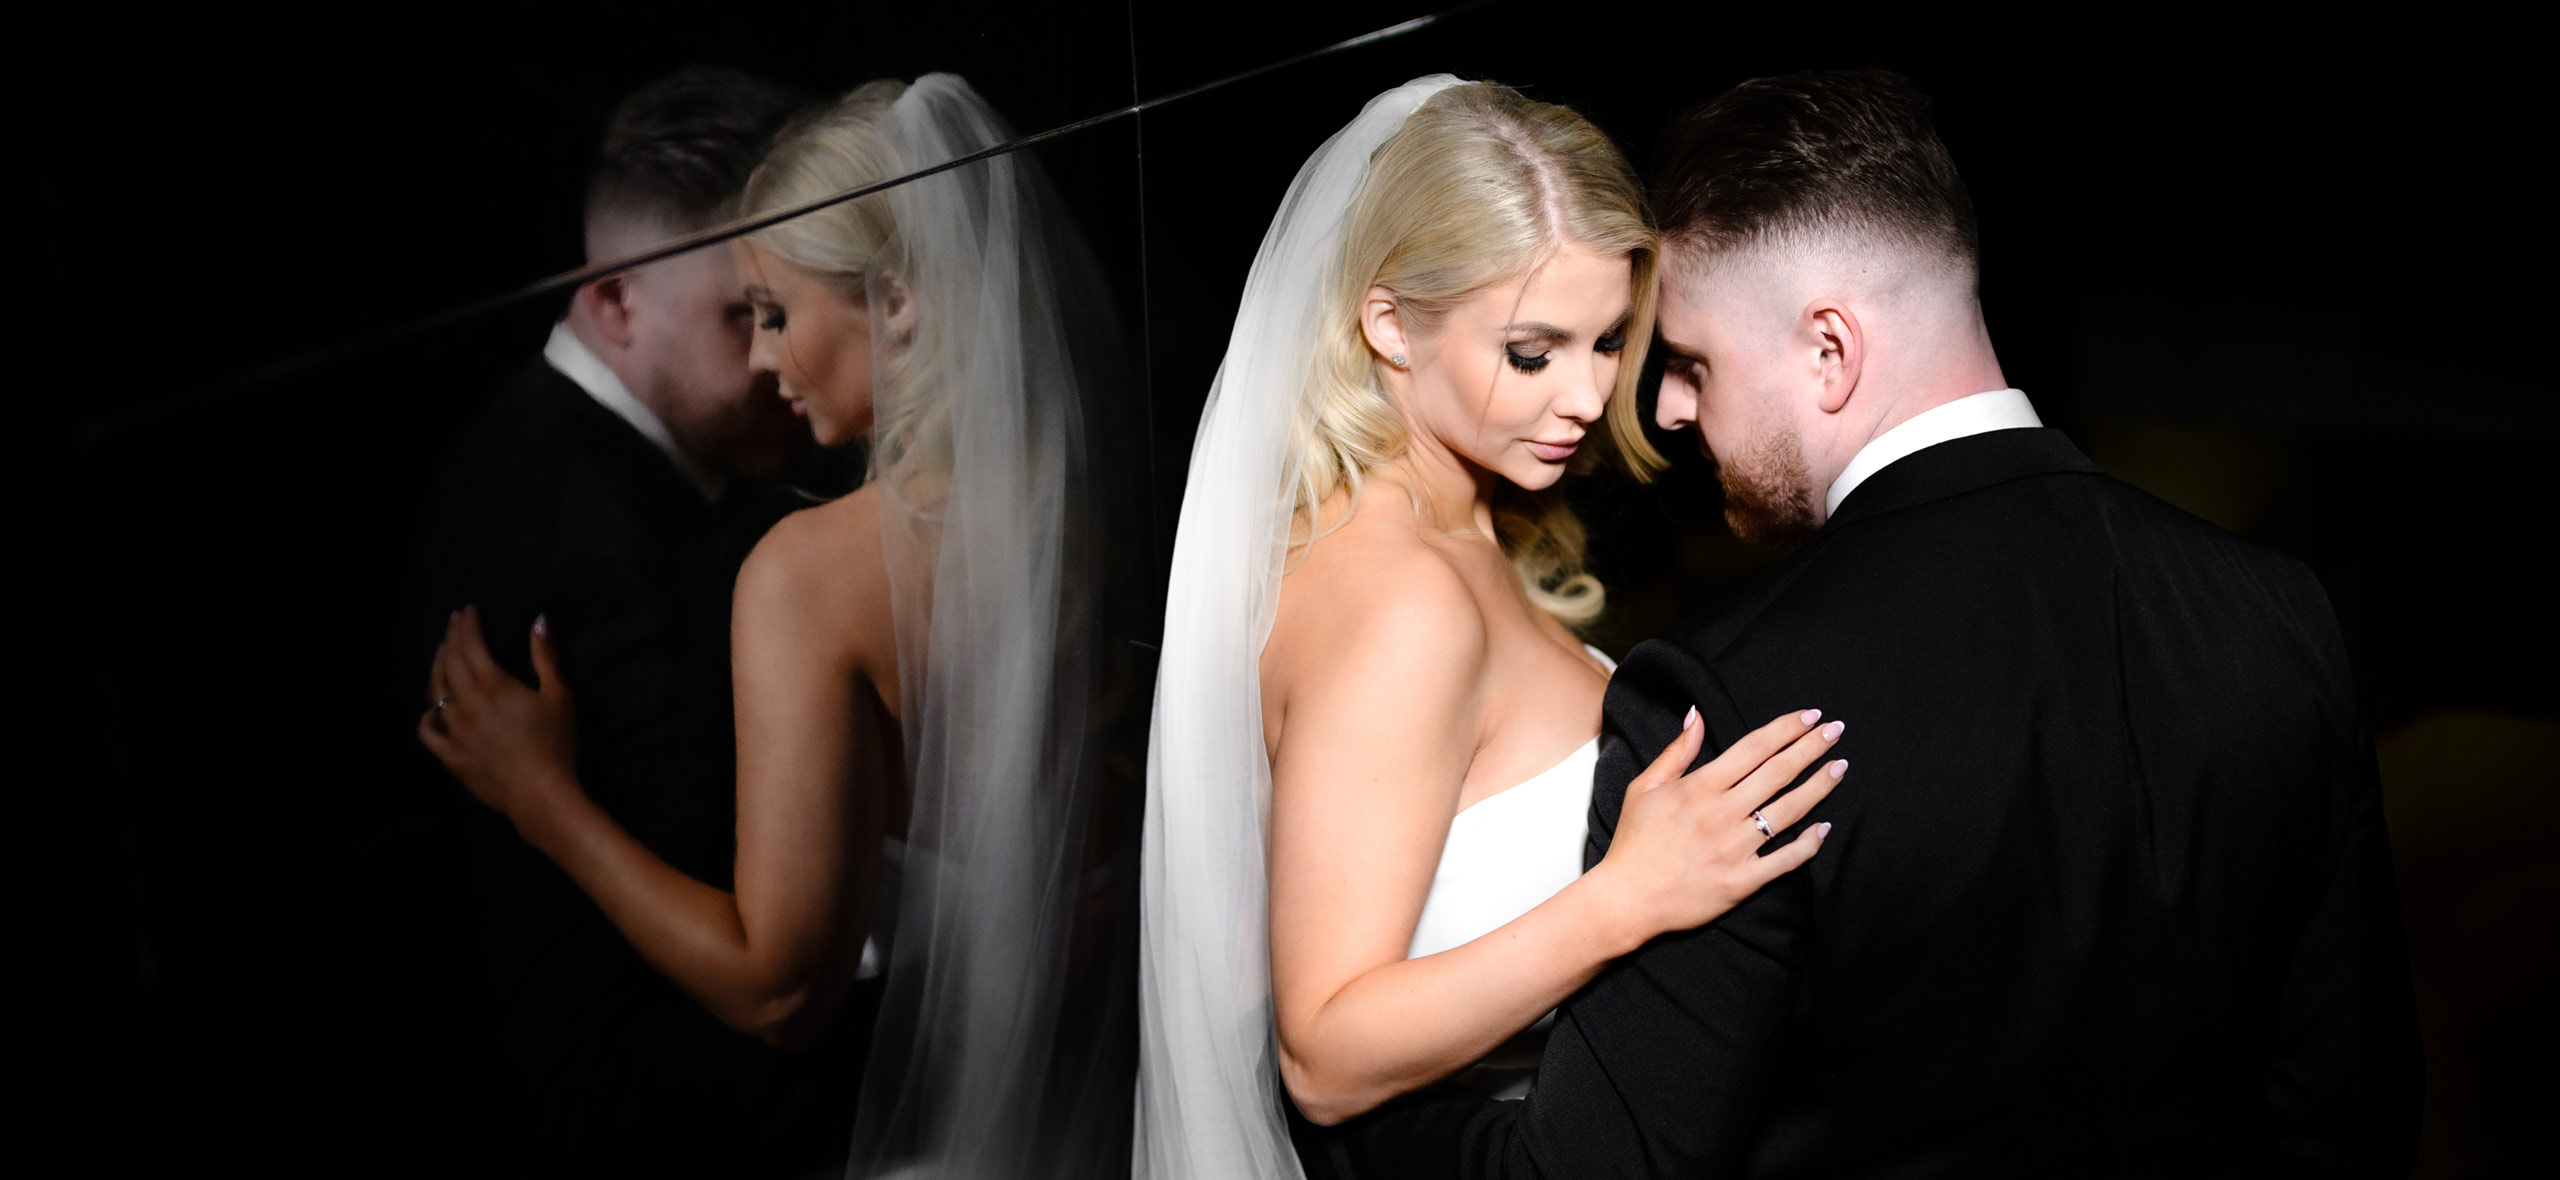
[846,74,1142,1179]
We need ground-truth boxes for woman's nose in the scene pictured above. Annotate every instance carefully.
[1562,352,1612,421]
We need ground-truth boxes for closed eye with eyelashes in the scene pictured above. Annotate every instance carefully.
[1502,314,1631,373]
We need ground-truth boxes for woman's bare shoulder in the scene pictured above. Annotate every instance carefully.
[1276,497,1487,684]
[737,487,888,634]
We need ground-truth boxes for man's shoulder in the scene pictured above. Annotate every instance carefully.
[426,361,585,496]
[1652,463,2329,666]
[2048,466,2338,632]
[427,360,682,519]
[414,359,692,579]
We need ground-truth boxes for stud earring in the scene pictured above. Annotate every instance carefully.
[1389,353,1406,367]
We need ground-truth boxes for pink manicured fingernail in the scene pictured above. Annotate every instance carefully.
[1682,706,1700,731]
[532,614,549,637]
[1821,720,1845,741]
[1829,759,1848,779]
[1800,708,1822,725]
[1817,822,1833,838]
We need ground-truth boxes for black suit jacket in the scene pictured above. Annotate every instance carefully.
[408,358,865,1177]
[1338,427,2422,1178]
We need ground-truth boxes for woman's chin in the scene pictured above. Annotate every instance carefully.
[1505,461,1569,492]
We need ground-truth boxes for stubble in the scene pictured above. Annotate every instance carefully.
[1714,422,1820,548]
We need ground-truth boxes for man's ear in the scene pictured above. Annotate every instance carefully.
[1807,300,1862,414]
[1358,286,1411,371]
[578,272,639,349]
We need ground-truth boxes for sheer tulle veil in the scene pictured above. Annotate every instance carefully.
[1135,75,1462,1179]
[847,74,1145,1179]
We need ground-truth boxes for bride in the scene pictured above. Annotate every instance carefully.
[1137,78,1846,1177]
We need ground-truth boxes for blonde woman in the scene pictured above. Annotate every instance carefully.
[1135,77,1846,1178]
[426,74,1139,1177]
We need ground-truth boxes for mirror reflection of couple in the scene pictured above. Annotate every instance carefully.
[427,64,2421,1180]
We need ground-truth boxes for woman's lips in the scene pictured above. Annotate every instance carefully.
[1527,438,1579,462]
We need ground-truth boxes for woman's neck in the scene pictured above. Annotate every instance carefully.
[1380,431,1498,540]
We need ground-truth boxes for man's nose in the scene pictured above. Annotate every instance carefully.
[1654,383,1695,431]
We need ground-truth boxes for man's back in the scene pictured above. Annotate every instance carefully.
[412,360,749,905]
[407,360,859,1176]
[1357,427,2421,1178]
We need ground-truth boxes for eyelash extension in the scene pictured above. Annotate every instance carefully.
[759,307,787,331]
[1505,345,1551,374]
[1595,331,1626,355]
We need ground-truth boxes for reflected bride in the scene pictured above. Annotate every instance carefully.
[1136,78,1840,1178]
[426,72,1137,1179]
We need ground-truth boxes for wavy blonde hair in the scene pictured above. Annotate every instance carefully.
[1296,82,1659,626]
[737,79,952,487]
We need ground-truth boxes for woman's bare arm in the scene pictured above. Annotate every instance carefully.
[423,498,892,1049]
[1266,556,1840,1126]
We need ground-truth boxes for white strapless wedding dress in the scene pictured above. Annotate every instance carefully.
[1403,646,1614,1099]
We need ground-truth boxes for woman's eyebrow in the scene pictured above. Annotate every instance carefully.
[1502,320,1574,342]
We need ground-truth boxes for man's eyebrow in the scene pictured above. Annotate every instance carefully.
[1656,335,1708,364]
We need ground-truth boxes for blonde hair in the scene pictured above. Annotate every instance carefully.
[1298,82,1660,627]
[737,79,951,484]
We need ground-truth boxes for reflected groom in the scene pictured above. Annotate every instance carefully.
[1346,70,2422,1177]
[409,68,866,1177]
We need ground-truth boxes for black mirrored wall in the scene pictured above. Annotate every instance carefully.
[41,2,2547,1174]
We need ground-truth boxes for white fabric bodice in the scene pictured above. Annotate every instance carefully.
[1403,646,1613,1097]
[1404,736,1602,962]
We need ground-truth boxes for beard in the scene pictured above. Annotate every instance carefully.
[1712,420,1820,548]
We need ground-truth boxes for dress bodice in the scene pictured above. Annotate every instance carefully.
[1404,736,1602,962]
[1403,645,1613,1097]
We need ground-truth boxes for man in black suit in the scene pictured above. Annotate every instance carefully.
[409,68,868,1177]
[1341,70,2422,1177]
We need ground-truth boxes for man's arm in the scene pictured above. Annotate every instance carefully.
[2260,720,2424,1174]
[1341,638,1819,1178]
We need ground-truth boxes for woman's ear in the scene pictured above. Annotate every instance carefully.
[878,272,918,344]
[1359,286,1410,371]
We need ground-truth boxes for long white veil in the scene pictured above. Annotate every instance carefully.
[1134,75,1462,1180]
[850,73,1145,1179]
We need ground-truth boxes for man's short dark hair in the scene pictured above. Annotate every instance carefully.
[1652,69,1977,275]
[586,66,804,231]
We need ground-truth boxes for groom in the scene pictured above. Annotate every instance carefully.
[1342,70,2422,1176]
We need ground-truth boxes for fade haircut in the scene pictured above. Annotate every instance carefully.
[1652,69,1977,281]
[585,66,804,233]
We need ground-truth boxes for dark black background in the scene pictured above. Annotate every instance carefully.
[30,2,2549,1174]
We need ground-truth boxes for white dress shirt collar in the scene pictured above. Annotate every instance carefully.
[1823,388,2042,518]
[543,322,727,501]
